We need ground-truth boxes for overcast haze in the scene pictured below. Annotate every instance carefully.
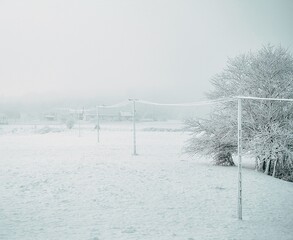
[0,0,292,104]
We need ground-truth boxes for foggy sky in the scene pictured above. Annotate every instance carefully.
[0,0,292,103]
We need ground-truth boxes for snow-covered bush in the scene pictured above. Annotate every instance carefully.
[184,117,236,166]
[185,45,293,180]
[252,121,293,179]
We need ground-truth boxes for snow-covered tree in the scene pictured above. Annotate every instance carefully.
[185,45,293,181]
[184,113,237,166]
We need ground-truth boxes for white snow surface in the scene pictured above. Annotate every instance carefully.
[0,122,292,240]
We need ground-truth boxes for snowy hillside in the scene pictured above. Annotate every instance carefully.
[0,122,292,240]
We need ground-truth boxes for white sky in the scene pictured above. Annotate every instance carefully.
[0,0,292,102]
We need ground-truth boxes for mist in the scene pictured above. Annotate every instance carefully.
[0,0,292,110]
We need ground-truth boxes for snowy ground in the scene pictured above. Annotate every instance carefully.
[0,122,292,240]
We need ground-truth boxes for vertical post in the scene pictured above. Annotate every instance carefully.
[78,109,81,137]
[133,100,137,155]
[96,106,100,143]
[129,99,137,155]
[237,98,242,220]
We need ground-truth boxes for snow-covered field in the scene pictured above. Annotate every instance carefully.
[0,122,292,240]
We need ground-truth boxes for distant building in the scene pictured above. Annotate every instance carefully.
[44,114,56,121]
[119,111,133,121]
[84,113,96,121]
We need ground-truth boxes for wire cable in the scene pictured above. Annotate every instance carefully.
[137,97,236,107]
[236,96,293,102]
[97,100,131,109]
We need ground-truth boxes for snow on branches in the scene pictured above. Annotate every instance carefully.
[185,45,293,181]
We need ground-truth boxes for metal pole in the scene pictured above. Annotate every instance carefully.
[96,106,100,143]
[237,98,242,220]
[129,99,138,155]
[133,100,137,155]
[78,109,81,137]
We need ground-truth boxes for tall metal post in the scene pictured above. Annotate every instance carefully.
[96,106,100,143]
[77,109,81,137]
[237,98,243,220]
[129,99,137,155]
